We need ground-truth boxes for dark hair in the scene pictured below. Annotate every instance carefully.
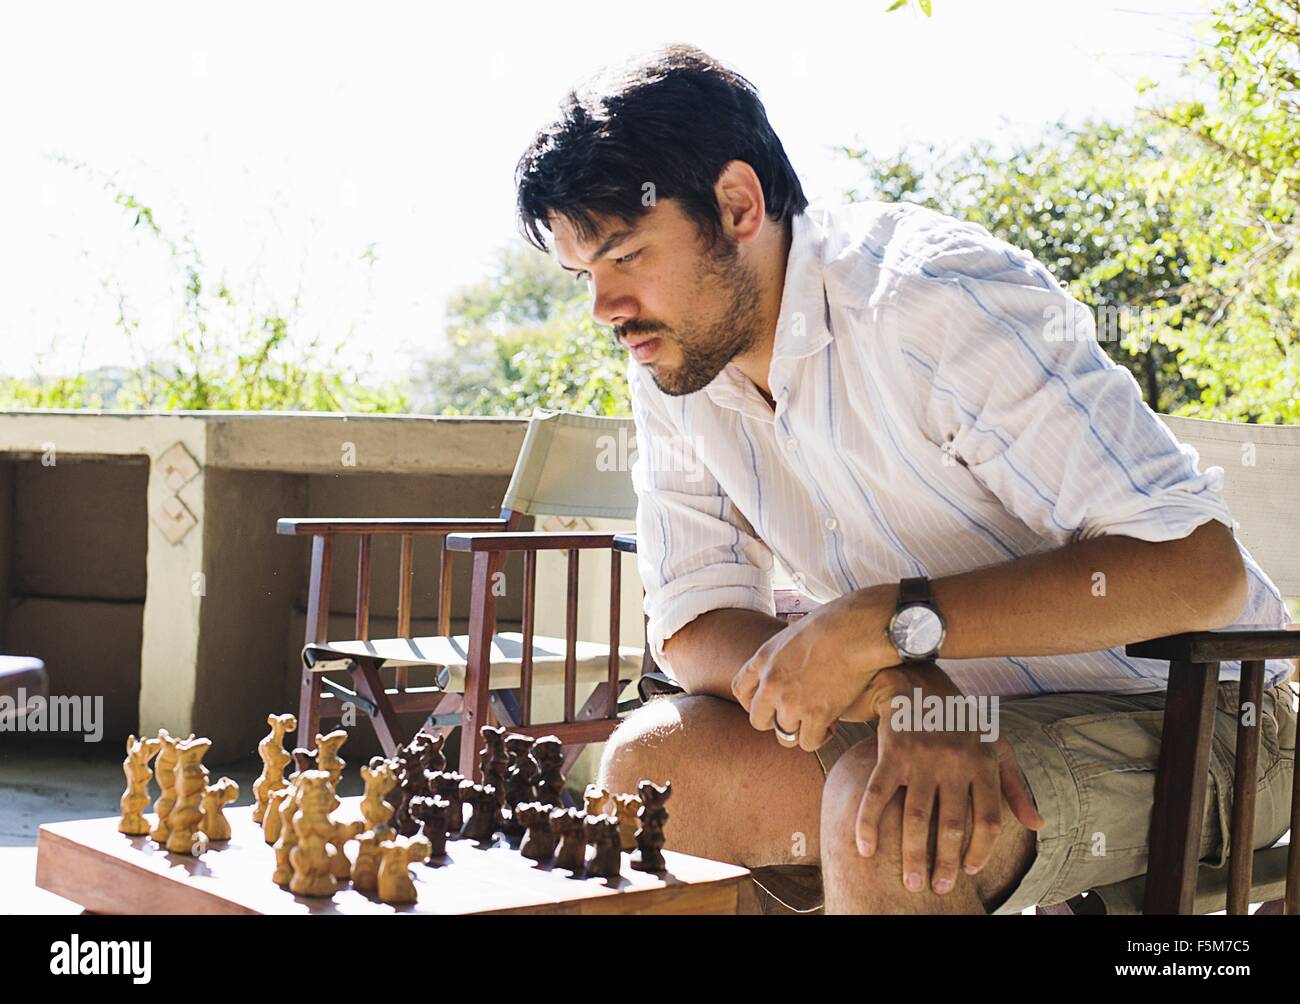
[515,44,808,253]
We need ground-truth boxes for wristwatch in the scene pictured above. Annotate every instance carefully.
[885,576,947,663]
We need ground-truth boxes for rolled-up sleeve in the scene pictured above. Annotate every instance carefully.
[628,363,774,674]
[899,232,1233,547]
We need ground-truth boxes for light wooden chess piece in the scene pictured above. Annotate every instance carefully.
[377,836,431,906]
[353,760,398,893]
[150,729,193,845]
[252,713,296,824]
[199,777,240,842]
[272,777,304,886]
[315,729,349,790]
[330,820,365,882]
[119,733,161,836]
[614,792,642,852]
[165,737,212,855]
[583,783,613,818]
[262,784,293,845]
[289,771,339,897]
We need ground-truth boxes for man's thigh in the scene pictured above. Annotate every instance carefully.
[598,693,827,866]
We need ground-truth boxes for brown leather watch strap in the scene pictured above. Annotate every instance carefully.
[897,576,932,607]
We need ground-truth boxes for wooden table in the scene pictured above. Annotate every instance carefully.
[35,798,749,915]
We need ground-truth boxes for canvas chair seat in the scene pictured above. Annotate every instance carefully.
[303,632,645,693]
[1079,840,1292,915]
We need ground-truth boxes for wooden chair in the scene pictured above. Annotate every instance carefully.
[277,410,646,782]
[617,414,1300,915]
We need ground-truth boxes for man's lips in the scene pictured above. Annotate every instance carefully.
[621,334,662,363]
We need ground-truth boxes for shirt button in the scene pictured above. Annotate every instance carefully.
[786,437,798,451]
[824,517,838,531]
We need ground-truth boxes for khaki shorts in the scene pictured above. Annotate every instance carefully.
[813,680,1298,914]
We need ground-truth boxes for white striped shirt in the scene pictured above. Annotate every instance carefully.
[629,200,1293,697]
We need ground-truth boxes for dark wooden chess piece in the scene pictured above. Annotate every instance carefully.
[424,733,447,773]
[531,736,565,807]
[391,735,435,837]
[459,781,501,843]
[430,771,464,836]
[478,725,508,810]
[517,802,558,863]
[550,807,587,873]
[503,734,539,838]
[290,747,317,780]
[585,813,622,880]
[631,780,671,873]
[409,794,451,858]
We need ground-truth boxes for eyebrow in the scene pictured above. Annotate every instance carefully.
[556,228,638,272]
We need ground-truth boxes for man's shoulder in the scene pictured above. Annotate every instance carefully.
[815,200,1042,308]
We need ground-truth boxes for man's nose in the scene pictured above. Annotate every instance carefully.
[590,279,637,329]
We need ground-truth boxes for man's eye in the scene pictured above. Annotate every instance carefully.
[615,250,641,265]
[574,271,591,284]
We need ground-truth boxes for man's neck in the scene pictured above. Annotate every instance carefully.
[730,219,794,404]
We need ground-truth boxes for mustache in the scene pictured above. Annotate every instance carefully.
[615,321,669,340]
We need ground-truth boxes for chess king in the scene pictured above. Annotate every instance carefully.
[515,44,1297,915]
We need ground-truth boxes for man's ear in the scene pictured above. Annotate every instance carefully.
[714,160,767,243]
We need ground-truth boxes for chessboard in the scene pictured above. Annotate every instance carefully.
[35,796,750,915]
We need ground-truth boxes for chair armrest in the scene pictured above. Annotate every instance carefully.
[446,531,617,553]
[1125,629,1300,663]
[276,518,508,537]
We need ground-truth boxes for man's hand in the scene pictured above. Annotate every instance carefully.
[856,663,1044,895]
[730,584,897,751]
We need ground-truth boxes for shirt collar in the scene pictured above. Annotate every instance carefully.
[705,210,833,419]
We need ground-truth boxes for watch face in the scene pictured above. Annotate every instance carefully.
[890,605,943,659]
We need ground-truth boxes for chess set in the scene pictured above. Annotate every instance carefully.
[34,714,747,915]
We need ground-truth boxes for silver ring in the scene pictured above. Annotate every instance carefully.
[773,719,801,744]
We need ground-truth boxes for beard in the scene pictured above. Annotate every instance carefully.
[618,234,765,397]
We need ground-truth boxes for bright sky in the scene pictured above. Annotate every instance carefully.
[0,0,1213,384]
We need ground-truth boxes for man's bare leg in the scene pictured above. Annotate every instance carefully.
[820,739,1038,914]
[598,693,826,910]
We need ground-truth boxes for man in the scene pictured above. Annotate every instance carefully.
[513,44,1296,914]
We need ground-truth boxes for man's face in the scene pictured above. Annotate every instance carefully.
[551,199,765,396]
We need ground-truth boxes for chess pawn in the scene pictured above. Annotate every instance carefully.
[517,802,558,863]
[150,729,191,845]
[165,737,212,855]
[430,771,464,837]
[391,738,433,838]
[252,713,296,824]
[351,824,394,894]
[377,837,431,906]
[409,795,451,858]
[583,783,613,818]
[199,777,240,842]
[551,807,588,874]
[503,734,538,838]
[614,793,642,852]
[289,747,317,781]
[118,734,160,836]
[631,780,671,874]
[459,781,501,843]
[585,813,622,880]
[478,726,509,810]
[531,736,565,807]
[424,732,447,773]
[272,778,303,886]
[330,820,365,882]
[263,784,294,845]
[289,772,339,897]
[360,760,397,829]
[314,729,349,790]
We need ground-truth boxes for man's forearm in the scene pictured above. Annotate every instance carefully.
[859,519,1248,674]
[661,608,786,700]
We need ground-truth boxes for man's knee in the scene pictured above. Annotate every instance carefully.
[598,693,737,793]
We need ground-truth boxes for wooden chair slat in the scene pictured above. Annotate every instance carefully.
[437,538,453,638]
[521,549,536,726]
[1227,660,1266,914]
[299,534,333,745]
[1144,662,1219,915]
[608,550,621,719]
[564,549,579,724]
[354,536,372,642]
[395,534,415,691]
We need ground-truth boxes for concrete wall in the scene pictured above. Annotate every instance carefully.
[0,411,645,767]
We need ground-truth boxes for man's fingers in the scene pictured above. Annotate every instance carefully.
[855,761,901,858]
[930,781,968,896]
[900,781,937,893]
[730,658,760,712]
[963,768,1002,876]
[747,680,777,734]
[997,741,1044,831]
[797,713,833,753]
